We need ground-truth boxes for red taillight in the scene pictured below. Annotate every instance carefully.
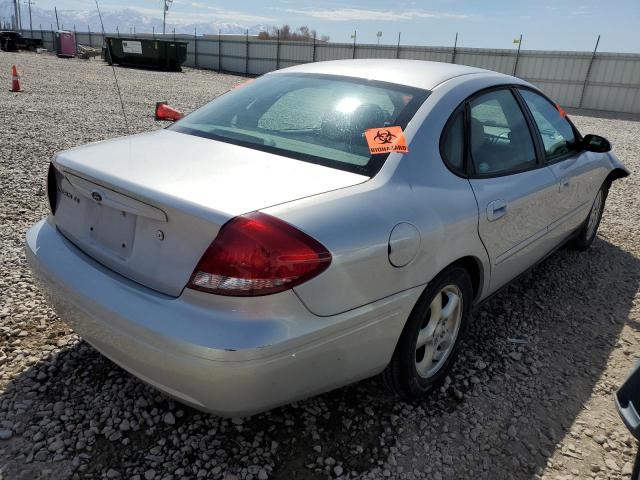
[187,212,331,296]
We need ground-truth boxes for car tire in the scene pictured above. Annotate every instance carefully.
[571,182,609,251]
[383,266,473,399]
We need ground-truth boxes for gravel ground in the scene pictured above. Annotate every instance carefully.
[1,52,639,480]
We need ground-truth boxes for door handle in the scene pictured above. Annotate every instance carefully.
[559,177,571,190]
[487,199,507,221]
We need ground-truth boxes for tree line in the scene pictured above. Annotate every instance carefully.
[258,25,330,42]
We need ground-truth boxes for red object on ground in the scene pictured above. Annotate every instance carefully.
[155,102,183,121]
[10,65,20,92]
[55,30,76,58]
[556,102,568,118]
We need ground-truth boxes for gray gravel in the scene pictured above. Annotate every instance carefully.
[1,52,639,480]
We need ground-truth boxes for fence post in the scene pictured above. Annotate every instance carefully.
[133,25,136,39]
[152,25,155,39]
[194,27,198,68]
[276,29,281,70]
[395,32,401,59]
[579,35,600,109]
[245,29,249,74]
[218,29,222,72]
[88,25,92,46]
[352,30,357,59]
[512,34,523,76]
[116,26,119,38]
[312,31,316,62]
[173,28,176,41]
[451,32,458,63]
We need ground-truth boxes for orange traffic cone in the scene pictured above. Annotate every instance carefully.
[155,102,183,121]
[10,65,21,92]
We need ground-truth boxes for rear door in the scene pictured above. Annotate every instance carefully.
[516,88,597,241]
[464,88,560,292]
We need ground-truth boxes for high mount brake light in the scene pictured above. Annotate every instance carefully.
[187,212,331,297]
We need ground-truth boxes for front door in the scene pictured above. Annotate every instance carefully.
[517,88,599,241]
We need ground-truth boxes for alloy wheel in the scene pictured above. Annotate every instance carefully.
[415,284,463,379]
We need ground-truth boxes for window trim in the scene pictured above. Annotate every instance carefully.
[439,84,546,179]
[513,86,584,165]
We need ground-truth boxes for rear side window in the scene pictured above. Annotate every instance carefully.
[519,89,577,160]
[441,109,465,173]
[170,73,429,176]
[469,89,537,175]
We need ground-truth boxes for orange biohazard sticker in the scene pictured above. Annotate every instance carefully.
[364,126,409,155]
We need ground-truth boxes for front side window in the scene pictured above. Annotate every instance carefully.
[469,89,537,175]
[519,89,577,160]
[170,73,428,176]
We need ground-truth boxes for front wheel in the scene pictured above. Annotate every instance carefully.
[572,183,608,250]
[383,266,472,399]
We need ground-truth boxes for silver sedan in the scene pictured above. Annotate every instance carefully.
[25,59,629,416]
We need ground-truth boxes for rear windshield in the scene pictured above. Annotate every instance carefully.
[170,73,429,176]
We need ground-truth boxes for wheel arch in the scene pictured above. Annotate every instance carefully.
[410,254,486,315]
[444,255,484,304]
[606,167,629,186]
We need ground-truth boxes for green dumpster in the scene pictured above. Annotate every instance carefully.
[105,37,188,72]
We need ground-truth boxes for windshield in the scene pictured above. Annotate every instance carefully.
[170,73,429,176]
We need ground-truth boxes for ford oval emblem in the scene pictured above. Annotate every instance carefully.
[91,191,102,202]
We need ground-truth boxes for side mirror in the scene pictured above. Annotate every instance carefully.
[583,134,611,153]
[155,102,183,122]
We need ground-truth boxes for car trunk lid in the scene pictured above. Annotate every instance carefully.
[51,129,367,296]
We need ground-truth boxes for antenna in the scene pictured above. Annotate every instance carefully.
[94,0,129,133]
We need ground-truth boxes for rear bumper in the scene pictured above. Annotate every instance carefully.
[25,218,421,416]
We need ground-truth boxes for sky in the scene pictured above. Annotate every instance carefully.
[17,0,640,52]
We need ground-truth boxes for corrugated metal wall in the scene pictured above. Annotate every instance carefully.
[23,30,640,114]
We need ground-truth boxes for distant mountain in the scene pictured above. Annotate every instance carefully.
[0,1,270,35]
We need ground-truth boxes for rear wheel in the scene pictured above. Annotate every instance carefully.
[383,266,472,398]
[572,183,608,250]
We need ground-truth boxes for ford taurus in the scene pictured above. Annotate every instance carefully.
[25,59,629,416]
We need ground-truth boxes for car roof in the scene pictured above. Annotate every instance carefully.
[274,59,508,91]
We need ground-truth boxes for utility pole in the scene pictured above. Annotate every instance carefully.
[54,6,60,30]
[16,0,22,30]
[163,0,173,35]
[28,0,33,34]
[13,0,20,30]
